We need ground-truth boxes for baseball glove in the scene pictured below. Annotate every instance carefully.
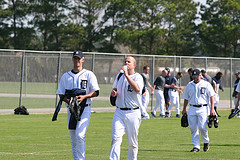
[228,108,240,119]
[208,115,219,128]
[181,114,188,127]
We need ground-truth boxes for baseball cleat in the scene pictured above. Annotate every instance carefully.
[150,112,156,118]
[159,114,165,118]
[203,143,209,152]
[176,114,180,118]
[213,116,219,128]
[190,147,200,152]
[228,108,240,119]
[207,116,213,128]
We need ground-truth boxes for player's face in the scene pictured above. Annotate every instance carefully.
[144,67,150,74]
[193,76,201,83]
[124,57,136,70]
[72,56,84,68]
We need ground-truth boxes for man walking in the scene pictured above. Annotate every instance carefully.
[109,56,144,160]
[182,69,215,152]
[56,51,100,160]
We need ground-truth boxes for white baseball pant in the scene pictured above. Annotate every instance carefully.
[188,105,209,149]
[152,89,165,115]
[141,90,150,118]
[68,106,91,160]
[109,108,141,160]
[167,90,180,114]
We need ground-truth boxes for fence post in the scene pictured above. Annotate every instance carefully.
[205,57,207,70]
[92,53,95,72]
[19,51,25,107]
[55,52,62,107]
[230,58,232,108]
[151,56,155,110]
[25,52,27,95]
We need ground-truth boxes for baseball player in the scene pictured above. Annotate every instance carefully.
[232,72,240,117]
[233,74,240,117]
[109,56,143,160]
[182,69,215,152]
[56,51,100,160]
[212,72,224,117]
[166,72,183,118]
[150,69,167,118]
[164,67,174,117]
[187,68,193,81]
[141,66,154,119]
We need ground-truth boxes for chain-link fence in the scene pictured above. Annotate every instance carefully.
[1,49,240,110]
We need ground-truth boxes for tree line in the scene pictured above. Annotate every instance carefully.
[0,0,240,57]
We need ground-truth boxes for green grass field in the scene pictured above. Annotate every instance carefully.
[0,110,239,160]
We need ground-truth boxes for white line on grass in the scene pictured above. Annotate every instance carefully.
[0,150,69,155]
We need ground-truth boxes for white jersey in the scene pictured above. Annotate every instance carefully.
[113,72,144,109]
[56,69,100,105]
[236,81,240,93]
[183,80,215,105]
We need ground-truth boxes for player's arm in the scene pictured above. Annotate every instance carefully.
[235,92,240,109]
[148,82,154,92]
[151,85,156,95]
[77,90,99,104]
[59,94,70,105]
[210,96,215,116]
[125,74,141,93]
[212,80,217,93]
[182,99,188,115]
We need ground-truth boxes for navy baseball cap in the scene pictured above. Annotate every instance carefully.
[235,72,240,76]
[73,51,84,58]
[192,69,201,78]
[165,67,170,73]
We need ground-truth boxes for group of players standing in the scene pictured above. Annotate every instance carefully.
[139,66,226,120]
[55,51,240,160]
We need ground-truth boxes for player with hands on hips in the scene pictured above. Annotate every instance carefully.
[56,51,100,160]
[109,56,143,160]
[182,69,215,152]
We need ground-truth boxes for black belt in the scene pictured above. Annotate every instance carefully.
[119,107,139,110]
[190,104,207,107]
[170,89,177,92]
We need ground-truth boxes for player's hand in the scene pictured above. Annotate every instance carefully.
[178,90,183,94]
[210,109,215,116]
[111,90,117,97]
[182,109,187,115]
[151,91,154,95]
[179,86,184,90]
[76,95,85,104]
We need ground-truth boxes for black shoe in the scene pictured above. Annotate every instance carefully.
[213,116,219,128]
[165,112,169,118]
[176,114,180,118]
[190,147,200,152]
[203,143,209,152]
[150,112,156,118]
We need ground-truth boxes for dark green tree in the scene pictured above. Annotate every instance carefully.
[70,0,108,51]
[199,0,240,57]
[29,0,70,50]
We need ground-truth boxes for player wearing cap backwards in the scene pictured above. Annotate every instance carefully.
[56,51,100,160]
[182,69,215,152]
